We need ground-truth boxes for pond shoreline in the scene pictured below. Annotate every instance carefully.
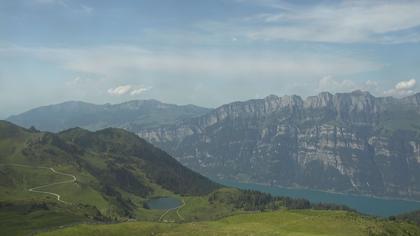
[145,197,182,210]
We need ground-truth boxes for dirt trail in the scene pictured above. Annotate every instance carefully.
[1,163,77,203]
[159,199,186,222]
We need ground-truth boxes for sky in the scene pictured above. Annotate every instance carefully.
[1,0,420,118]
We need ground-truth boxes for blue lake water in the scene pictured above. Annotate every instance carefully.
[146,197,182,210]
[215,179,420,217]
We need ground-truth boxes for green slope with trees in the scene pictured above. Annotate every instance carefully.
[1,120,419,235]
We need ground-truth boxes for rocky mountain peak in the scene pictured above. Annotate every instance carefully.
[264,94,279,101]
[279,95,304,108]
[304,92,333,109]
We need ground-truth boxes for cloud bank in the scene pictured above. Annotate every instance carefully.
[384,79,417,97]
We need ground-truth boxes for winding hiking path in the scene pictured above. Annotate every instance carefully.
[159,199,186,222]
[0,163,77,203]
[176,199,186,220]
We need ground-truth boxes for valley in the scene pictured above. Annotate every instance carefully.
[1,121,419,235]
[3,1,420,234]
[9,91,420,202]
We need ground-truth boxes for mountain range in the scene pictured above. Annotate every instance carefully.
[7,100,210,132]
[1,121,419,235]
[138,91,420,200]
[7,91,420,201]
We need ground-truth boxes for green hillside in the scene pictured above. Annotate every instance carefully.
[38,210,420,236]
[0,120,222,234]
[396,209,420,226]
[1,121,307,234]
[1,120,419,236]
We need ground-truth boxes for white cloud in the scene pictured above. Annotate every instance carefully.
[130,86,152,95]
[238,1,420,44]
[384,79,417,97]
[107,85,132,96]
[107,84,152,96]
[395,78,416,91]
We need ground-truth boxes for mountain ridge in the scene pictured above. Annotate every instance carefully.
[0,120,220,209]
[136,91,420,201]
[7,100,211,132]
[139,91,420,144]
[5,91,420,200]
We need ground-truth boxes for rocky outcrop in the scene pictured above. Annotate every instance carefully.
[138,91,420,200]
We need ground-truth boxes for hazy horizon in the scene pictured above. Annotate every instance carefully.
[4,89,420,120]
[1,0,420,118]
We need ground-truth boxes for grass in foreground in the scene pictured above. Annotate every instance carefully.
[37,210,420,236]
[0,200,103,236]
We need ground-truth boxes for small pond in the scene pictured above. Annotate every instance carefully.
[145,197,182,209]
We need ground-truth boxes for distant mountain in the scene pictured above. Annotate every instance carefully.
[7,92,420,201]
[7,100,211,132]
[138,91,420,201]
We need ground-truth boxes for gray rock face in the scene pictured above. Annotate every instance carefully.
[138,91,420,200]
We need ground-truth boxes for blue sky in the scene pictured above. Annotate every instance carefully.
[1,0,420,118]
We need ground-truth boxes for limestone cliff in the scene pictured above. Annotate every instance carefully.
[138,91,420,200]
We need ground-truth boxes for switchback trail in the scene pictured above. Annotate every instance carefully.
[0,163,77,203]
[159,199,186,222]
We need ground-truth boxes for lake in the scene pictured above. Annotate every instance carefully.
[145,197,182,210]
[215,178,420,217]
